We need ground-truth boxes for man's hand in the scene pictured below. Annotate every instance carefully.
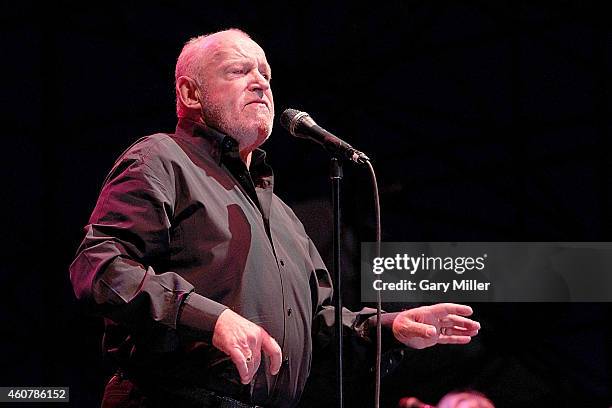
[212,309,283,384]
[392,303,480,349]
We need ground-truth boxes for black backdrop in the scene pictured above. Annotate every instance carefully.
[2,1,611,407]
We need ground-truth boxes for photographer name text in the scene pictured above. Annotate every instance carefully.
[373,279,491,292]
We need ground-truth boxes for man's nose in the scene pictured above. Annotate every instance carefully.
[248,71,270,92]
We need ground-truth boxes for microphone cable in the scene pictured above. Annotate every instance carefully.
[365,160,382,408]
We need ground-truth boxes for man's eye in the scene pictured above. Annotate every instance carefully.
[231,69,244,74]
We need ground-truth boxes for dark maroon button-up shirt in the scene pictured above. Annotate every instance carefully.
[69,118,379,407]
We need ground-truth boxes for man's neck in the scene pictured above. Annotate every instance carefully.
[188,115,253,169]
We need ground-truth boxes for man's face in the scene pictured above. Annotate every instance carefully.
[197,32,274,154]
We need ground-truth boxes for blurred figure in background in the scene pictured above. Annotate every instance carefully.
[399,390,494,408]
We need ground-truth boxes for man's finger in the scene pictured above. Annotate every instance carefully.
[228,347,250,384]
[261,333,282,375]
[250,344,262,378]
[440,326,479,337]
[439,315,481,330]
[431,303,474,318]
[395,319,437,341]
[437,335,472,345]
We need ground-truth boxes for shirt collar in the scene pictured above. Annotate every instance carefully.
[174,118,272,184]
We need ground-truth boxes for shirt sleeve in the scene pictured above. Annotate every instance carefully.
[306,237,408,381]
[69,144,227,337]
[306,237,402,347]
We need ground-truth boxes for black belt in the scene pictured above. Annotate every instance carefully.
[214,393,262,408]
[195,388,262,408]
[151,384,263,408]
[116,370,262,408]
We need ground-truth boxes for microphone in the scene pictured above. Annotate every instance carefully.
[280,109,370,164]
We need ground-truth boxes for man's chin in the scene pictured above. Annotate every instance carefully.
[234,126,270,153]
[249,131,271,150]
[250,119,273,143]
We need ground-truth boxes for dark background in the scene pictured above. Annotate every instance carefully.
[2,1,611,407]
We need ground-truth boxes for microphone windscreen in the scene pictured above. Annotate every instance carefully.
[280,108,301,133]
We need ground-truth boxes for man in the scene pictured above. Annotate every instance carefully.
[70,29,480,408]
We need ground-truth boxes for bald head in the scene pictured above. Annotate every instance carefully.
[175,29,252,117]
[174,29,274,161]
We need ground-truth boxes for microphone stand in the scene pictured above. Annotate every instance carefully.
[280,108,373,408]
[330,157,344,408]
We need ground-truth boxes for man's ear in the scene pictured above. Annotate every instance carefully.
[176,76,202,112]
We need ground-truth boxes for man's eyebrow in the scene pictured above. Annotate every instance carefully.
[221,59,272,75]
[260,62,272,73]
[219,56,245,64]
[221,58,254,67]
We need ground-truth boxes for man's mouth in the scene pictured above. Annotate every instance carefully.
[246,100,269,109]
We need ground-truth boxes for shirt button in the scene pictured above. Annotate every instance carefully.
[279,260,285,267]
[287,307,292,316]
[283,356,289,364]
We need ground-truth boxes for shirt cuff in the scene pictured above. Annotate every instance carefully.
[178,292,228,336]
[365,312,404,349]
